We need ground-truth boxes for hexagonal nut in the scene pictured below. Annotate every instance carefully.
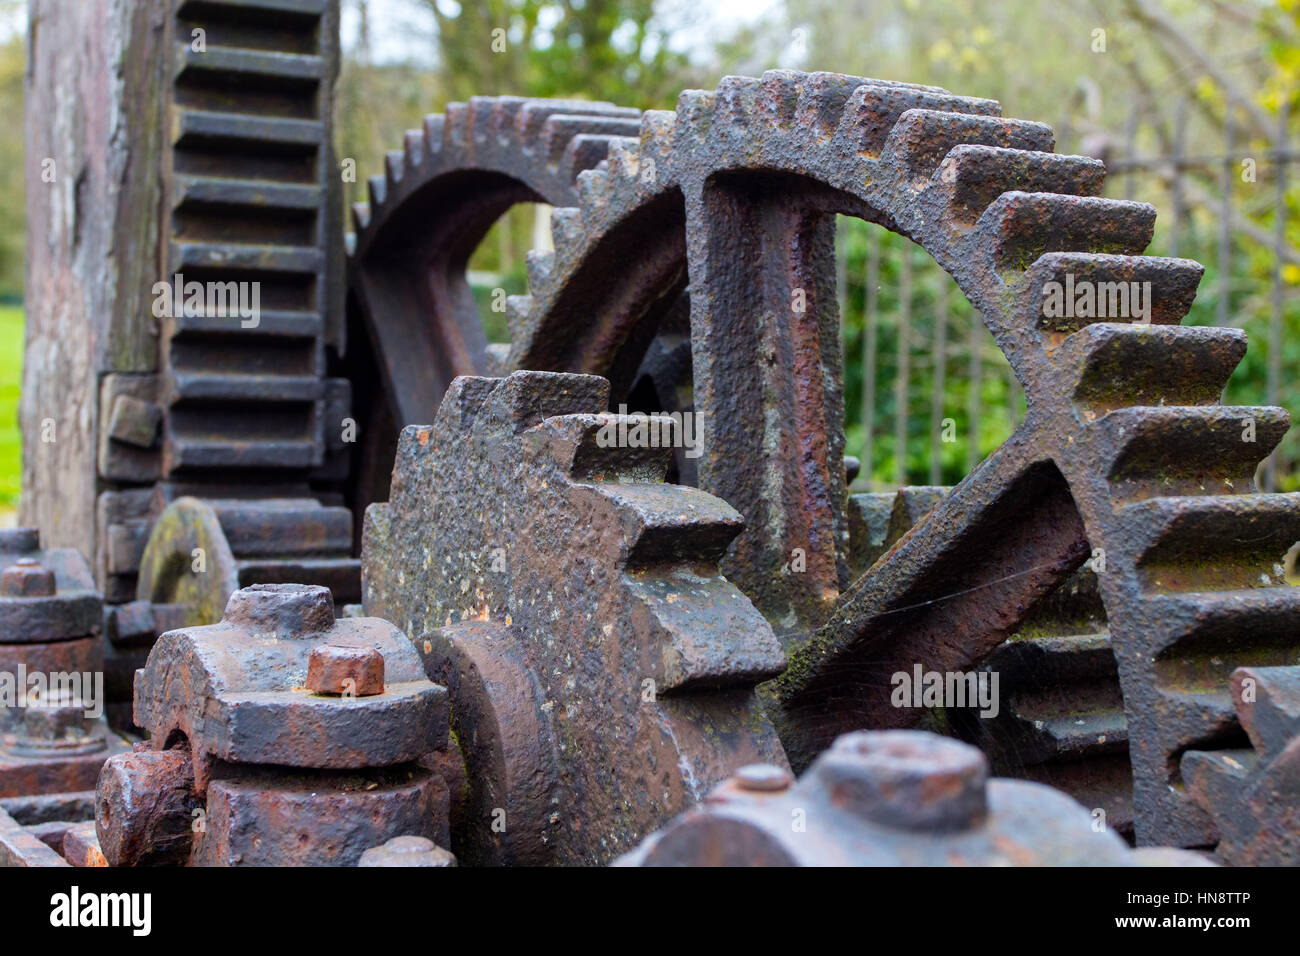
[307,643,385,696]
[811,729,988,833]
[22,696,92,741]
[1,558,56,597]
[358,836,456,867]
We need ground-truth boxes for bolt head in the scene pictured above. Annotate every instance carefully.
[307,643,385,696]
[812,730,988,833]
[1,558,56,597]
[23,693,92,741]
[1,690,105,758]
[734,763,794,792]
[358,836,457,867]
[224,583,335,638]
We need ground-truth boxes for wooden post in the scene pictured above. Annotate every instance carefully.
[20,0,172,559]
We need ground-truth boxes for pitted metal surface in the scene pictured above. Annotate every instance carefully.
[95,583,449,866]
[0,528,129,799]
[354,70,1300,852]
[616,729,1212,867]
[362,370,787,865]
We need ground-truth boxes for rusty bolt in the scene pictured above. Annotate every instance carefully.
[2,690,105,758]
[22,693,93,742]
[735,764,794,792]
[812,729,988,833]
[96,748,199,867]
[307,643,385,696]
[224,583,335,638]
[1,557,56,597]
[358,835,457,867]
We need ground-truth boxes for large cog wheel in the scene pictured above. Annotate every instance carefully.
[361,370,787,865]
[352,71,1300,855]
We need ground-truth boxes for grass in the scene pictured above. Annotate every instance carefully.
[0,305,21,510]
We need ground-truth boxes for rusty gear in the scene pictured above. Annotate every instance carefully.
[1183,665,1300,864]
[345,96,644,508]
[361,370,787,865]
[351,70,1300,852]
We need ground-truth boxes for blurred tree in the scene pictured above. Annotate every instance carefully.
[0,0,24,300]
[417,0,689,106]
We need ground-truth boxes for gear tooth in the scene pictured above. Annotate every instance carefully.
[675,88,717,131]
[384,149,404,187]
[979,193,1154,273]
[351,202,371,232]
[795,72,876,137]
[489,370,610,431]
[561,133,635,182]
[833,87,1001,157]
[403,130,424,168]
[603,136,642,180]
[1091,405,1287,502]
[1230,666,1300,758]
[525,249,556,291]
[548,208,583,251]
[433,376,501,433]
[367,174,387,209]
[608,482,747,568]
[516,98,640,146]
[422,114,445,156]
[444,102,471,149]
[505,293,533,338]
[575,165,610,209]
[1061,324,1245,410]
[467,96,497,141]
[1125,493,1300,593]
[482,343,510,376]
[488,96,527,139]
[544,114,642,167]
[758,69,807,125]
[882,109,1053,186]
[640,109,676,156]
[1021,253,1203,333]
[932,147,1104,224]
[714,75,762,126]
[541,413,674,483]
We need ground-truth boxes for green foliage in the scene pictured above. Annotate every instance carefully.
[0,305,21,507]
[0,11,23,300]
